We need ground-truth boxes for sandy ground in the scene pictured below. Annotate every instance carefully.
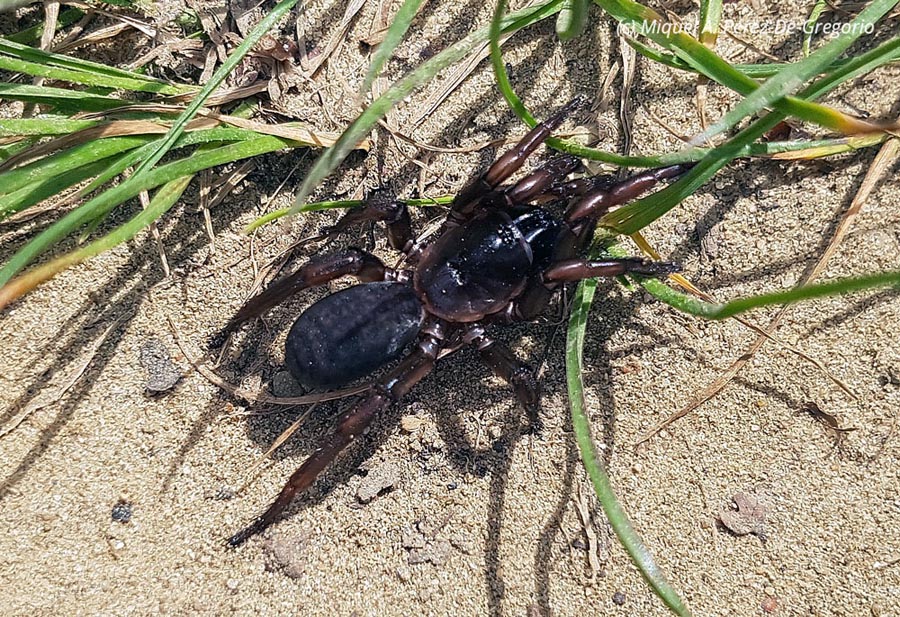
[2,1,900,616]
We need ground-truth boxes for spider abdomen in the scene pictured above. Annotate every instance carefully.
[285,282,425,389]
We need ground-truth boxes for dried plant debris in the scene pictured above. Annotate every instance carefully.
[798,401,858,444]
[139,337,182,395]
[718,492,768,543]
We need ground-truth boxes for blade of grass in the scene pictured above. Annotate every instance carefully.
[685,0,898,145]
[556,0,589,40]
[601,34,900,234]
[635,271,900,320]
[0,36,190,87]
[289,0,566,215]
[566,275,691,616]
[0,46,193,94]
[244,195,455,232]
[0,82,129,112]
[802,0,829,57]
[0,175,192,308]
[698,0,722,47]
[0,135,295,296]
[6,7,83,44]
[0,135,153,196]
[0,157,122,220]
[358,0,425,98]
[123,0,302,189]
[593,0,898,138]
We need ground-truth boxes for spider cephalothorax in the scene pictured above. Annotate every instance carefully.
[225,99,686,546]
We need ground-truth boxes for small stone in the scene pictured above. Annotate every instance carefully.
[356,461,401,503]
[396,566,412,582]
[226,579,239,590]
[761,596,778,613]
[111,501,132,523]
[764,586,776,596]
[612,591,626,605]
[401,415,426,433]
[263,532,310,579]
[271,370,305,397]
[140,338,182,394]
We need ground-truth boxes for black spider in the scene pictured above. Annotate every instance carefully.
[225,98,686,546]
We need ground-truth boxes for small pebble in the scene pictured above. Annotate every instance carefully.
[226,579,239,591]
[612,591,626,606]
[140,338,182,394]
[111,501,132,523]
[761,596,778,613]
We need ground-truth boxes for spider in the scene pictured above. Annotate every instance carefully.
[226,98,687,546]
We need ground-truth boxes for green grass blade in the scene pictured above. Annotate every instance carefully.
[698,0,722,46]
[244,195,455,232]
[6,8,84,44]
[601,34,900,234]
[566,276,692,616]
[802,0,829,57]
[123,0,302,186]
[0,117,98,136]
[639,271,900,319]
[0,36,191,89]
[0,135,154,196]
[624,36,900,79]
[0,136,293,292]
[556,0,590,40]
[359,0,425,97]
[289,0,565,215]
[594,0,897,137]
[0,83,128,112]
[0,175,193,309]
[0,53,190,94]
[686,0,897,144]
[0,158,115,220]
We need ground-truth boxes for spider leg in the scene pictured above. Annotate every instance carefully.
[502,154,583,206]
[463,325,541,431]
[565,164,691,228]
[226,248,394,330]
[322,188,413,253]
[228,322,447,547]
[490,164,691,323]
[448,97,584,223]
[544,257,680,282]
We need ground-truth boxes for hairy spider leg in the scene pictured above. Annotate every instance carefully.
[543,257,680,282]
[564,164,690,229]
[447,97,585,225]
[491,164,689,323]
[463,324,542,432]
[228,321,448,547]
[225,248,394,330]
[321,188,413,253]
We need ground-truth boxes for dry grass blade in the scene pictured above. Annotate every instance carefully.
[637,137,900,444]
[409,34,513,126]
[241,402,320,482]
[300,0,365,75]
